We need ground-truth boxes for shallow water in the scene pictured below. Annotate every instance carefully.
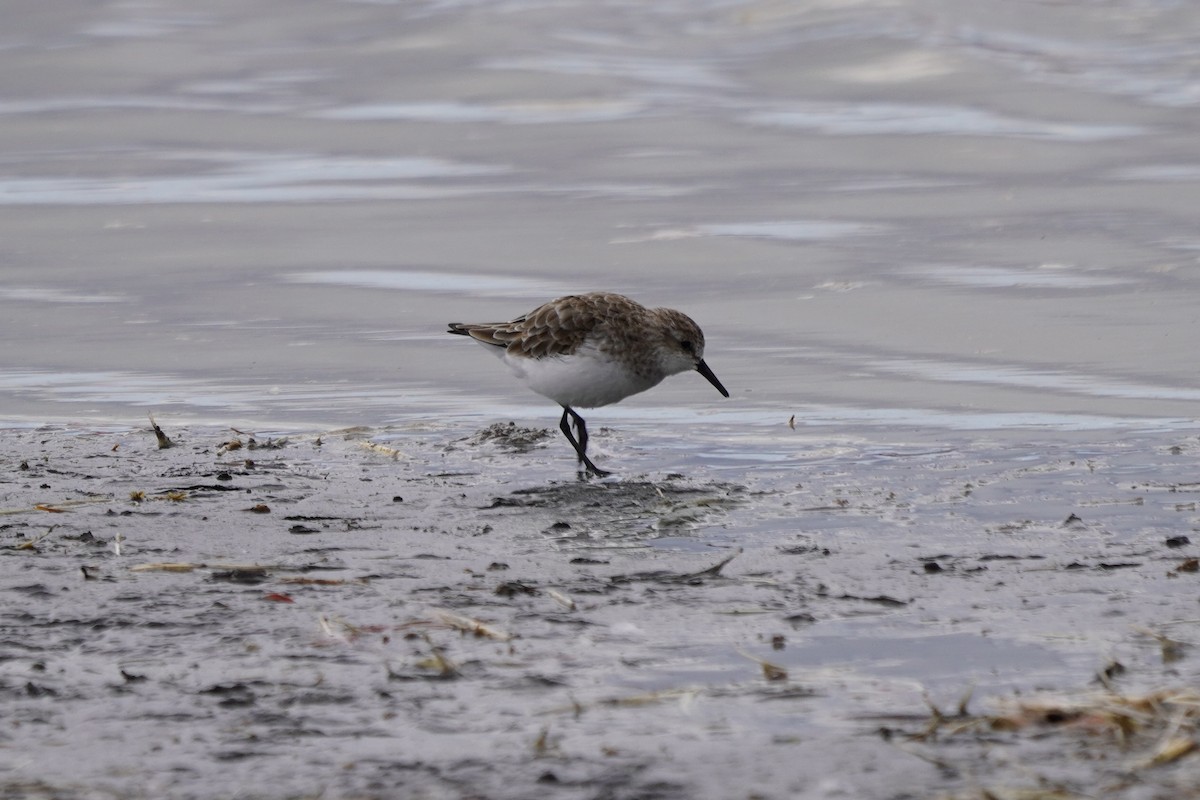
[2,1,1200,797]
[1,0,1199,428]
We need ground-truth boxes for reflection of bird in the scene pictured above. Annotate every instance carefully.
[448,292,729,476]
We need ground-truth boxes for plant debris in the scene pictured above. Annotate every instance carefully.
[148,414,173,449]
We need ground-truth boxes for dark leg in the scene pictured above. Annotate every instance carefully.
[559,406,610,477]
[572,410,589,454]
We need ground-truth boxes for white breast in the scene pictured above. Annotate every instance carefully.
[500,349,660,408]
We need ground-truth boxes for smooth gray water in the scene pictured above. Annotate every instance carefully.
[1,0,1199,430]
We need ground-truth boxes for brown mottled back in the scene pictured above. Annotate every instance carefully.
[448,292,651,360]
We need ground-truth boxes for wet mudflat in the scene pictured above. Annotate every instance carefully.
[3,419,1198,799]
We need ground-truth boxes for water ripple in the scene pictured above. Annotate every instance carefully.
[313,99,650,124]
[903,264,1133,290]
[745,102,1145,140]
[0,152,511,205]
[286,270,561,297]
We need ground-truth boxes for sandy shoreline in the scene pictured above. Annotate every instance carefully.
[3,419,1198,798]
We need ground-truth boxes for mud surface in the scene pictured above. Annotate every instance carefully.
[3,421,1198,799]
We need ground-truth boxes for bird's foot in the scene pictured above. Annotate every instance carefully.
[578,457,611,478]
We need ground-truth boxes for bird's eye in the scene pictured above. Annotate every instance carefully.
[680,340,694,352]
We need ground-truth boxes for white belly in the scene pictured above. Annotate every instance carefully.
[500,350,659,408]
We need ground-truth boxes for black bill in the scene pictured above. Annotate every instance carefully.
[696,359,730,398]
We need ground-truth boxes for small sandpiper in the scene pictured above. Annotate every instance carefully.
[448,292,729,476]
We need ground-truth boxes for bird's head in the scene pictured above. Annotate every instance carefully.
[657,309,729,398]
